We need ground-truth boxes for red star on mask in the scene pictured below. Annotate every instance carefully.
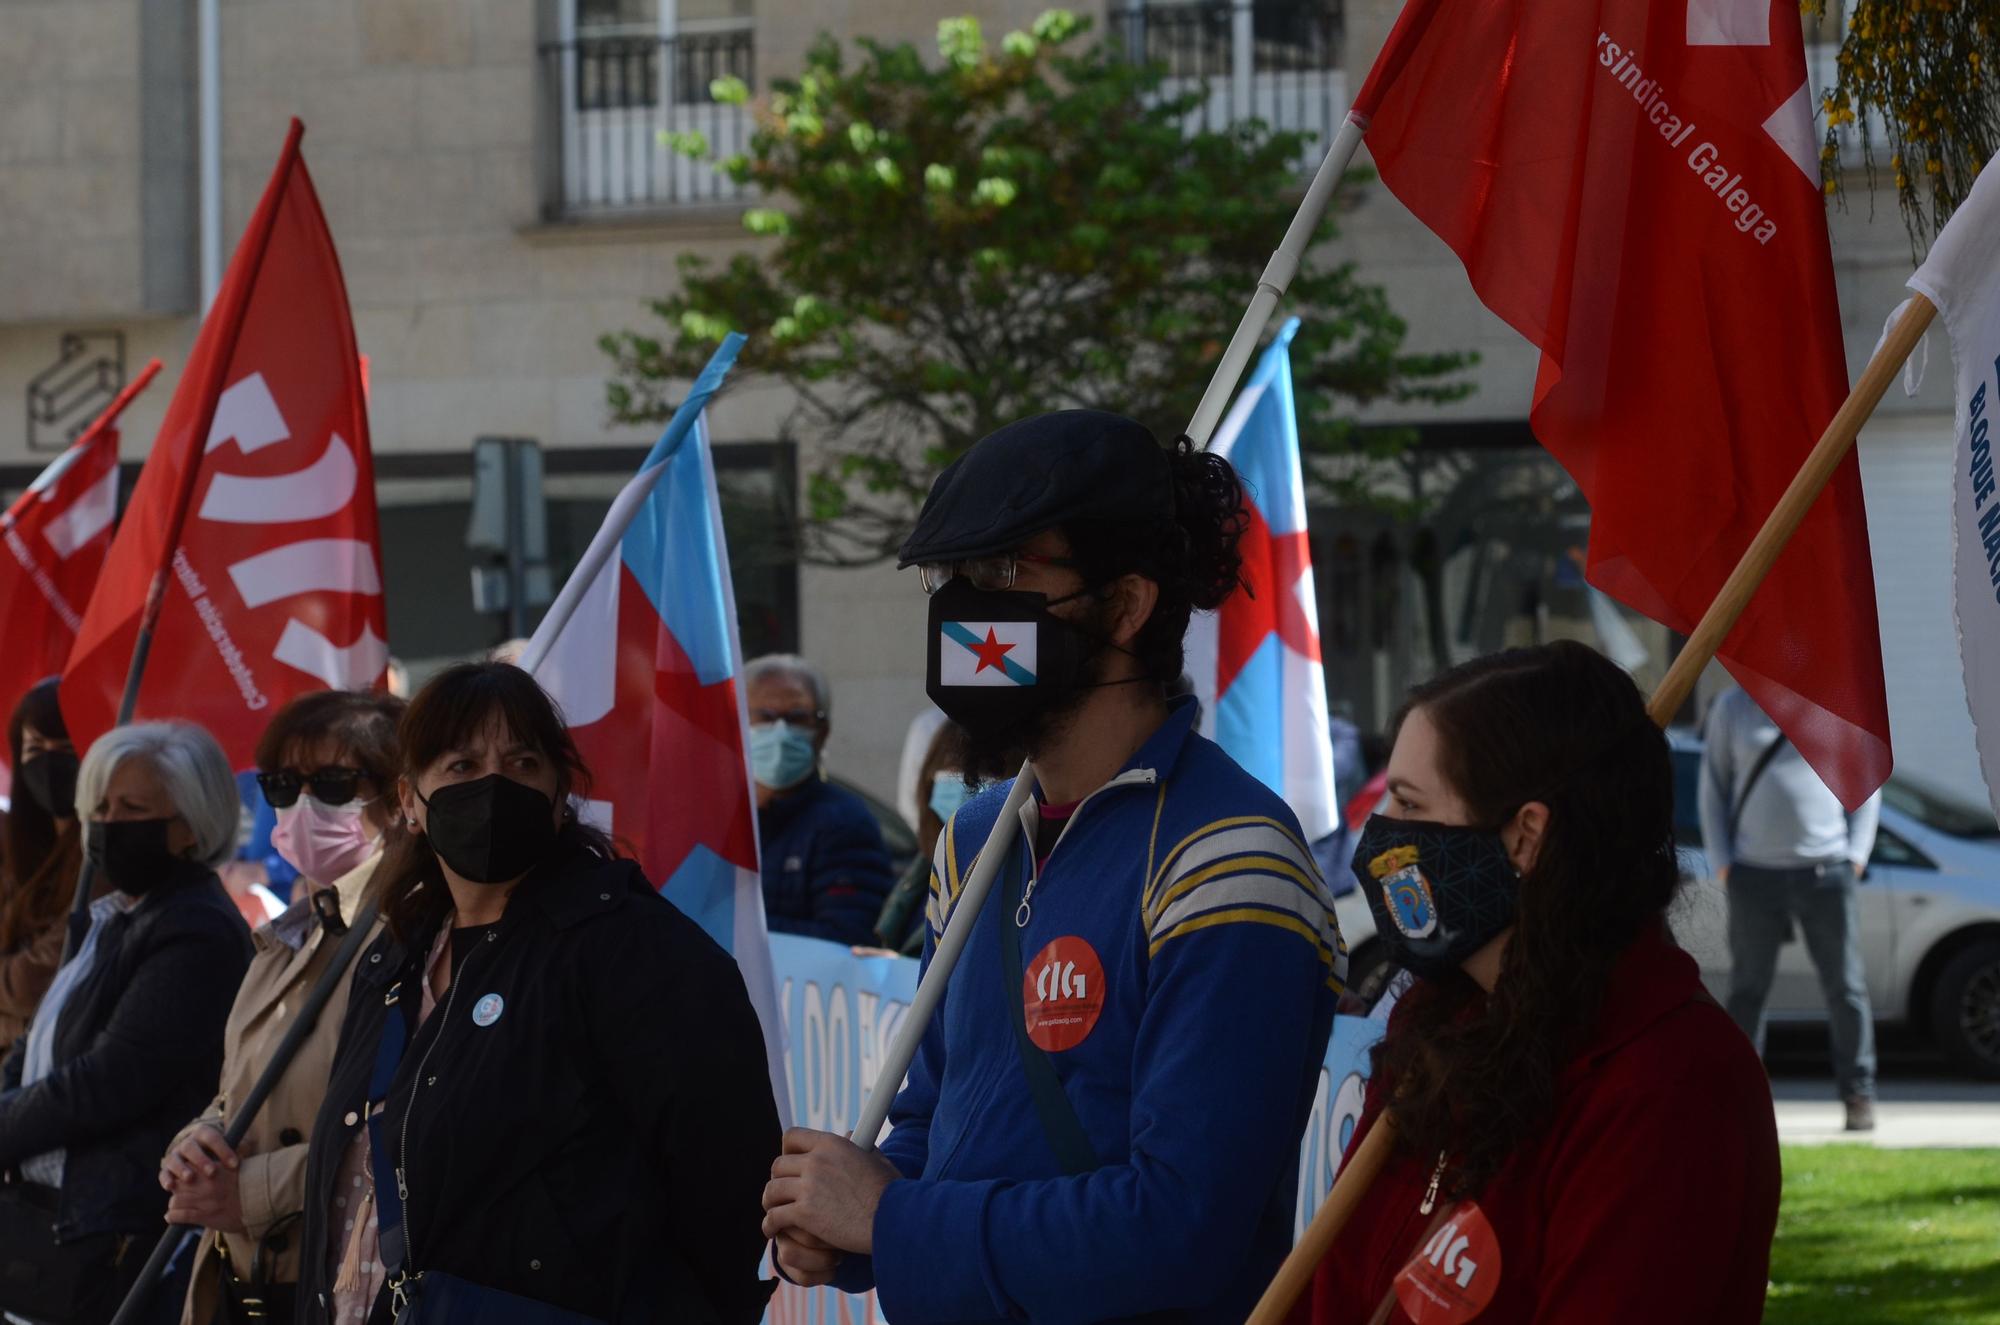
[969,627,1017,674]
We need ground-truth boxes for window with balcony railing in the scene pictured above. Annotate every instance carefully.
[542,0,754,216]
[1109,0,1345,165]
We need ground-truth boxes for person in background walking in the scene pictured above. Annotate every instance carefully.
[0,679,87,1046]
[159,690,404,1325]
[1699,684,1883,1131]
[0,722,253,1325]
[746,654,894,948]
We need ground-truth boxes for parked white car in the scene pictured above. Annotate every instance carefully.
[1667,730,2000,1078]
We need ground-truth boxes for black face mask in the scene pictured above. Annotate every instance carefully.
[1352,815,1523,983]
[925,577,1108,746]
[86,818,186,898]
[17,750,79,821]
[419,774,560,885]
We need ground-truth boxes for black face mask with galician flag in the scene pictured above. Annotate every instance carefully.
[1351,815,1523,982]
[924,576,1101,741]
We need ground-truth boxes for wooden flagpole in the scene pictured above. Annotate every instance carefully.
[1646,293,1936,724]
[1245,292,1935,1325]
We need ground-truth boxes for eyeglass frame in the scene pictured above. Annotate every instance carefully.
[917,552,1082,595]
[256,766,374,809]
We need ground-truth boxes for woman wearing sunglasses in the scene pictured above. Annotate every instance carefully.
[159,690,404,1325]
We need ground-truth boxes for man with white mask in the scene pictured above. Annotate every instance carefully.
[746,653,894,948]
[158,689,404,1325]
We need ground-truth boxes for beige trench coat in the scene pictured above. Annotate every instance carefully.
[174,853,385,1325]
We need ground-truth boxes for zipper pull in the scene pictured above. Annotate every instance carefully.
[1419,1151,1446,1215]
[396,1166,409,1202]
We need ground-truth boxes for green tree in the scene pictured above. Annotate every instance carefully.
[1812,0,1997,240]
[603,11,1473,565]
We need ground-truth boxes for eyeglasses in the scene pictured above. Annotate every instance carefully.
[257,767,370,808]
[749,708,826,728]
[917,553,1080,595]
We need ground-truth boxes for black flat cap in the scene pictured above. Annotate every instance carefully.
[898,410,1173,567]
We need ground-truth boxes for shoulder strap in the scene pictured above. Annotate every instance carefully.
[1729,730,1790,844]
[997,840,1098,1176]
[367,984,412,1280]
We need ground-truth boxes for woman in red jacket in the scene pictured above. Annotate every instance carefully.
[1300,641,1779,1325]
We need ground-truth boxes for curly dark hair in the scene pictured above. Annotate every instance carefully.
[1372,640,1681,1198]
[1062,434,1248,686]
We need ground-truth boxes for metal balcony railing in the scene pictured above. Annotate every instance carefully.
[1109,1,1346,164]
[541,27,754,215]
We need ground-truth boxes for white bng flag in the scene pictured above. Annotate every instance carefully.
[1909,162,2000,820]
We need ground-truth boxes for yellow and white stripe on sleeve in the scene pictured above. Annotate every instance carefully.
[1143,815,1346,988]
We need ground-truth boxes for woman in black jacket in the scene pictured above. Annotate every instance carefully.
[298,663,779,1325]
[0,720,254,1325]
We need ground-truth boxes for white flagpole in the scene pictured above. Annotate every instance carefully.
[850,769,1035,1146]
[1185,114,1367,448]
[849,115,1369,1151]
[517,457,660,675]
[517,333,746,675]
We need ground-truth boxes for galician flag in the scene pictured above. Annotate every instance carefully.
[526,334,785,1114]
[1909,164,2000,820]
[937,621,1038,686]
[1186,318,1338,843]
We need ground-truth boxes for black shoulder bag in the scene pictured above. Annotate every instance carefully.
[1727,731,1791,845]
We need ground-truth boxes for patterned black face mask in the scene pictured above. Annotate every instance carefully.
[1351,815,1523,982]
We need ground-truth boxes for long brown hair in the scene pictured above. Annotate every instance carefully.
[0,680,81,952]
[379,663,615,941]
[1372,640,1680,1197]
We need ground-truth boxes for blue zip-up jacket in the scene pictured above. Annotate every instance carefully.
[834,698,1343,1323]
[758,775,896,948]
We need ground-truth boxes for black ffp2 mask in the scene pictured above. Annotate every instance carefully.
[1352,815,1523,982]
[86,818,185,898]
[419,774,560,885]
[18,750,79,820]
[925,577,1104,741]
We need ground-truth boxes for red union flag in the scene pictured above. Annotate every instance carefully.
[1353,0,1890,805]
[62,121,386,767]
[0,366,160,796]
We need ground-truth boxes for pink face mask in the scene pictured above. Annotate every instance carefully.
[271,795,380,884]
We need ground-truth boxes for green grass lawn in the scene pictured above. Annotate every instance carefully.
[1767,1146,2000,1323]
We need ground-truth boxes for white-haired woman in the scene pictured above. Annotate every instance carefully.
[0,721,254,1325]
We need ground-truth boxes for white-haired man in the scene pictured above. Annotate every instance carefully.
[745,653,894,947]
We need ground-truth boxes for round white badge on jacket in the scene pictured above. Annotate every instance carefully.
[472,993,505,1027]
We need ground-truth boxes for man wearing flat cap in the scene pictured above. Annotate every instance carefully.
[762,410,1345,1323]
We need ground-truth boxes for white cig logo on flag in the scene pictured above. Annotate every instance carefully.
[939,620,1036,686]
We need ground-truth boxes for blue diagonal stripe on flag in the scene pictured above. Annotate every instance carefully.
[942,620,1036,684]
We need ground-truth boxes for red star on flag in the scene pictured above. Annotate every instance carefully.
[969,627,1017,674]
